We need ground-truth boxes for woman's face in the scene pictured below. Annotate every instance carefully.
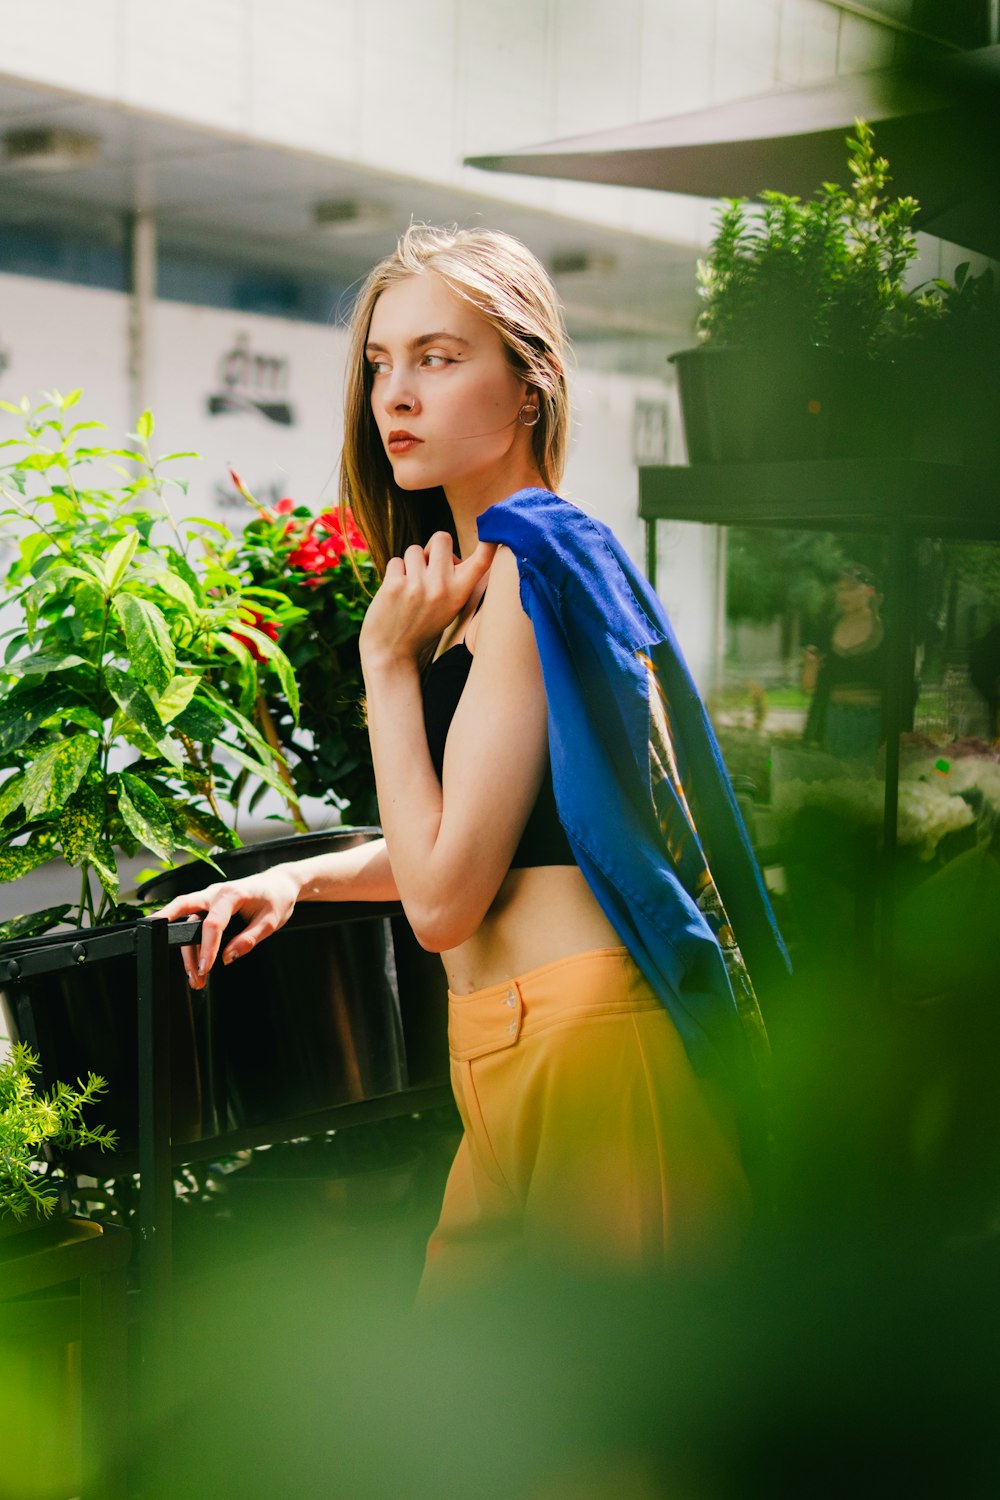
[836,574,877,613]
[365,272,537,503]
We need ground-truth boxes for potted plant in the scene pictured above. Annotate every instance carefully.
[0,396,440,1146]
[0,1040,115,1234]
[0,393,416,1148]
[0,389,303,937]
[673,120,925,462]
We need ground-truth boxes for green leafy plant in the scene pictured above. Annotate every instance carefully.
[0,1041,116,1222]
[696,120,923,356]
[0,390,304,938]
[230,476,378,827]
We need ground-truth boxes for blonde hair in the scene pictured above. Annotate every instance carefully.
[339,224,570,577]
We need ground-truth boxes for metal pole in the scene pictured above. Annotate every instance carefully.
[126,209,156,424]
[879,523,915,998]
[135,915,173,1497]
[645,515,658,591]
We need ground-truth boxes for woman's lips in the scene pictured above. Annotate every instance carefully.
[387,430,422,454]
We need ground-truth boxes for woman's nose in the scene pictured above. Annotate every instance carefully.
[382,369,418,413]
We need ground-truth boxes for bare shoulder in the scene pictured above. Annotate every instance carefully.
[469,545,532,655]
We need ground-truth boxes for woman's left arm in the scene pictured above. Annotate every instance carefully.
[360,535,549,951]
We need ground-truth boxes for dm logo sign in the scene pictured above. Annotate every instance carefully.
[208,331,296,426]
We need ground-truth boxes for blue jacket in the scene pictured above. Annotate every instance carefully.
[478,488,788,1092]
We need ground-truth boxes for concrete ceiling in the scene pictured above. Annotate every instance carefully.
[0,74,700,370]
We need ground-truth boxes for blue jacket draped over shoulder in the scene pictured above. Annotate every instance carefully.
[477,488,789,1091]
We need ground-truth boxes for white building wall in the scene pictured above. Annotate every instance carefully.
[0,0,906,245]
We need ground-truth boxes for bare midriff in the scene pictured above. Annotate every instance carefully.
[441,865,623,994]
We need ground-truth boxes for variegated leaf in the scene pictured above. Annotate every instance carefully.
[20,736,97,820]
[105,665,183,769]
[153,674,201,725]
[117,773,176,861]
[57,778,105,865]
[112,594,175,693]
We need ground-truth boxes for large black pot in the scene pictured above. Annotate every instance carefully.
[0,830,449,1154]
[139,828,448,1131]
[670,345,914,464]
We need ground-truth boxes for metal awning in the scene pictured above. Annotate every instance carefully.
[467,49,1000,256]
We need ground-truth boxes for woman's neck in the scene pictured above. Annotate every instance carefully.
[446,464,544,558]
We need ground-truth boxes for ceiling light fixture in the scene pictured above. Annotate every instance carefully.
[312,198,393,235]
[3,127,102,173]
[551,251,617,277]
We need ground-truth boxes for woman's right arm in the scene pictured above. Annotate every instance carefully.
[155,836,397,988]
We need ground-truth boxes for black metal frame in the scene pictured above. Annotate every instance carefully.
[640,458,1000,987]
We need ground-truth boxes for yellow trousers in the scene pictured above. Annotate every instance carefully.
[420,947,751,1298]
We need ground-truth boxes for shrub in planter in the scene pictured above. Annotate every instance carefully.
[0,391,306,1146]
[674,121,926,462]
[0,390,302,939]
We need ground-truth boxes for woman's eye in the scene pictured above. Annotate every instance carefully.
[421,354,452,367]
[368,359,389,376]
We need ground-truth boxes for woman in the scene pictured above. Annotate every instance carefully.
[159,226,782,1293]
[802,564,887,762]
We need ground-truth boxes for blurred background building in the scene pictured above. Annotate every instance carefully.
[4,0,985,681]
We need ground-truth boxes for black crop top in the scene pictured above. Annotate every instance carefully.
[422,643,577,869]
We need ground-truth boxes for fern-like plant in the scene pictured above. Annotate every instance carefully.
[696,121,922,357]
[0,1041,116,1223]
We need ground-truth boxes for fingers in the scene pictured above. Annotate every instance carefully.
[454,539,498,592]
[219,908,280,968]
[158,886,237,990]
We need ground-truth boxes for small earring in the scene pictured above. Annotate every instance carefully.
[518,402,540,428]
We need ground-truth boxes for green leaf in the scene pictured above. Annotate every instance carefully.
[152,674,201,724]
[15,452,57,472]
[157,451,200,462]
[0,682,66,754]
[136,410,154,443]
[172,696,227,743]
[103,532,139,592]
[112,594,175,693]
[0,905,72,942]
[104,665,183,769]
[0,773,25,821]
[18,532,50,571]
[88,843,119,904]
[227,626,300,724]
[193,686,270,755]
[62,705,105,734]
[0,839,57,884]
[175,803,240,850]
[20,735,97,820]
[116,773,176,861]
[133,566,199,617]
[4,651,88,678]
[57,778,104,864]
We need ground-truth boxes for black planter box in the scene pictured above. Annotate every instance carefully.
[0,829,449,1154]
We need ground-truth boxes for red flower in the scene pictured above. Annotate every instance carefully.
[275,497,296,515]
[232,607,279,663]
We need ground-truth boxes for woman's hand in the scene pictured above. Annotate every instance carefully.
[359,532,497,669]
[154,865,302,990]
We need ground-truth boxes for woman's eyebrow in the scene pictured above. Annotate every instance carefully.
[365,330,471,354]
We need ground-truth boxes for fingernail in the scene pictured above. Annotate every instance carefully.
[197,960,205,974]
